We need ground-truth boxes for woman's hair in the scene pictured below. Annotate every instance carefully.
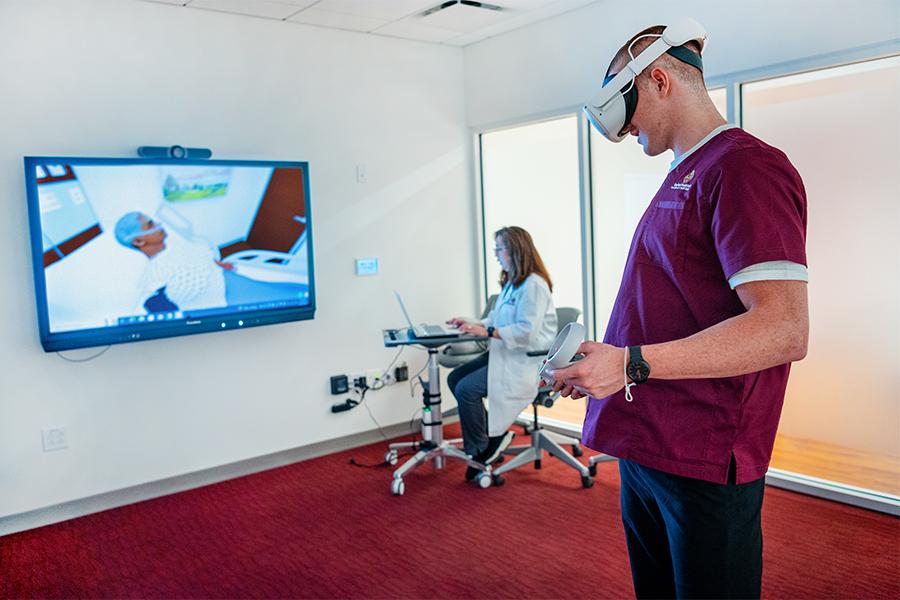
[495,226,553,292]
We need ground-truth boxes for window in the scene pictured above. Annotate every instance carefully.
[479,115,584,313]
[709,86,727,120]
[742,55,900,497]
[479,115,585,427]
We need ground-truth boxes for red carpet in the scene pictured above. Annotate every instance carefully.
[2,425,898,599]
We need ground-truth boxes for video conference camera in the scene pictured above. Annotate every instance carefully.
[137,145,212,159]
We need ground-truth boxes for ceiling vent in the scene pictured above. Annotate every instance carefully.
[417,1,509,31]
[420,1,506,17]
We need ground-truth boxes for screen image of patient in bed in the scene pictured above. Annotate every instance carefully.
[113,211,231,314]
[37,164,310,333]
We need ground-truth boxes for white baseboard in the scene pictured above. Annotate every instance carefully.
[0,421,420,537]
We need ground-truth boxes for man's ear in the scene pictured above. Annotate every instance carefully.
[649,67,671,95]
[132,237,145,248]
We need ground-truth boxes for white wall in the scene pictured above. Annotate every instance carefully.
[0,0,475,518]
[464,0,900,127]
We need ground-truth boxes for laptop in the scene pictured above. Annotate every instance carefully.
[394,290,461,339]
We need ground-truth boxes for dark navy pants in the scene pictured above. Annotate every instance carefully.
[618,458,765,599]
[447,352,489,457]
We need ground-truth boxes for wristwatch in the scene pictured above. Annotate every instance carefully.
[486,326,495,338]
[626,346,651,384]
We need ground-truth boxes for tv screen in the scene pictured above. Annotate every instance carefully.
[24,156,315,351]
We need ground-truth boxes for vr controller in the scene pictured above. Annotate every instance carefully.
[538,322,586,386]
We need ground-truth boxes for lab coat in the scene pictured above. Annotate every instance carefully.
[481,274,557,436]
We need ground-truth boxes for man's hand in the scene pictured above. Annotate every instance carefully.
[545,342,625,399]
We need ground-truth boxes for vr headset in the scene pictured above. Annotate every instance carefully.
[583,18,708,142]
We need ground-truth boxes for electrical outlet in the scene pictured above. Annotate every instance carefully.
[367,368,383,386]
[42,427,68,452]
[394,362,409,382]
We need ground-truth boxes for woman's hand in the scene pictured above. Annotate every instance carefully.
[543,342,625,399]
[446,317,470,328]
[459,322,489,337]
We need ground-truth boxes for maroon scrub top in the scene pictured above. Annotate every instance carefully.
[582,128,808,484]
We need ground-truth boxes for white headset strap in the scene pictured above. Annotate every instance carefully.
[625,36,671,76]
[588,36,670,110]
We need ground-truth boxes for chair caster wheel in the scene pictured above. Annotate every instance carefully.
[572,445,583,457]
[492,475,505,487]
[581,475,594,489]
[588,464,597,477]
[384,450,398,466]
[534,459,542,470]
[391,479,405,496]
[476,473,493,489]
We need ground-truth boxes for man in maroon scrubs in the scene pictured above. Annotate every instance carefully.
[547,24,809,599]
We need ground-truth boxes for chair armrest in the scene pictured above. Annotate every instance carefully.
[527,348,550,357]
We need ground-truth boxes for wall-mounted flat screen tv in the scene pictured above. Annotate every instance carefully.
[24,157,315,351]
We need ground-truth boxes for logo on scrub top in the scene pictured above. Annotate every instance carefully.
[671,169,695,191]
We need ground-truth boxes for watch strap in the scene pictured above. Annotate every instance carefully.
[629,345,643,363]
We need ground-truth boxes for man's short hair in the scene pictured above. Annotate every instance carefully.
[607,25,705,91]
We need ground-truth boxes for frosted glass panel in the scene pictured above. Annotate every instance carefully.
[743,55,900,495]
[590,128,669,337]
[709,87,727,120]
[480,116,583,313]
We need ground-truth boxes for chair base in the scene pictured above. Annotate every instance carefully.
[494,426,594,487]
[386,439,500,495]
[587,452,617,476]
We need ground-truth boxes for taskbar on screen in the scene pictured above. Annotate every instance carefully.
[116,298,309,326]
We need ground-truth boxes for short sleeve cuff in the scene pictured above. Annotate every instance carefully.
[728,260,809,290]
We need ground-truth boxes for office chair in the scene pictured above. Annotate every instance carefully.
[492,307,595,488]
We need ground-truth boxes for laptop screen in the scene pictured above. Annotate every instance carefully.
[393,290,416,329]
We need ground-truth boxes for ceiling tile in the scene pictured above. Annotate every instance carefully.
[443,31,488,47]
[311,0,438,21]
[490,0,556,9]
[186,0,313,20]
[134,0,605,46]
[372,20,461,44]
[287,8,387,32]
[472,0,598,38]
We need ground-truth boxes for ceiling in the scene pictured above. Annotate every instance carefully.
[139,0,601,46]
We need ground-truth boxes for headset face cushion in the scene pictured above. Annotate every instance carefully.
[621,84,638,137]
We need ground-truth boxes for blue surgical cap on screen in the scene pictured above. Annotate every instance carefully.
[114,212,147,249]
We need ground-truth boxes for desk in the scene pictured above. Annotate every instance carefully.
[383,328,496,494]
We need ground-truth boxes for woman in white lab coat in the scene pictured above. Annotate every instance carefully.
[447,226,557,480]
